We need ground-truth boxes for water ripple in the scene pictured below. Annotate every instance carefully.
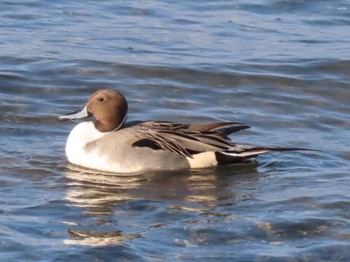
[1,0,350,260]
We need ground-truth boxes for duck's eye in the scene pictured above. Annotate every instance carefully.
[98,97,104,102]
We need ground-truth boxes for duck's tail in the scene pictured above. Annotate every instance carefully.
[214,146,312,165]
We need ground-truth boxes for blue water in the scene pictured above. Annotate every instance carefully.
[1,1,350,261]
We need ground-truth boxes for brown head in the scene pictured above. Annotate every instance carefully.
[59,89,128,132]
[87,89,128,132]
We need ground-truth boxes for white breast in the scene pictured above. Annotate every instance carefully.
[65,122,107,168]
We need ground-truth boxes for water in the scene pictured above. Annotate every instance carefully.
[1,0,350,261]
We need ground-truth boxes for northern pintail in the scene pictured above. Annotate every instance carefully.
[59,89,304,173]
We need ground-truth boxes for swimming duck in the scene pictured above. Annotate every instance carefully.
[59,89,301,173]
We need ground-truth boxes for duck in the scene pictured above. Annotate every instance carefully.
[59,89,304,173]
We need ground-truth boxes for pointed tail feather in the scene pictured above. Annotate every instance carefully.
[216,146,313,165]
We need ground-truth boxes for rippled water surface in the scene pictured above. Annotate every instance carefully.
[1,0,350,261]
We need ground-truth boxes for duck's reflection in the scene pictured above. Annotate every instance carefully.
[63,163,261,246]
[64,165,146,215]
[64,229,142,247]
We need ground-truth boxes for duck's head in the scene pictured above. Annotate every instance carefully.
[59,89,128,132]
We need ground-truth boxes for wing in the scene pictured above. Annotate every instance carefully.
[128,121,310,163]
[130,123,240,158]
[130,121,250,136]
